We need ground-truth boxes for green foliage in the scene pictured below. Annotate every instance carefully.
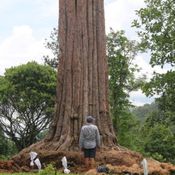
[107,29,142,131]
[106,29,146,152]
[0,173,37,175]
[133,0,175,114]
[0,62,56,151]
[132,0,175,67]
[39,164,56,175]
[117,112,144,152]
[0,129,7,155]
[135,109,175,163]
[133,0,175,112]
[132,0,175,163]
[144,124,175,163]
[0,128,17,158]
[131,102,175,163]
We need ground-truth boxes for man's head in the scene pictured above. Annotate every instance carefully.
[86,116,94,123]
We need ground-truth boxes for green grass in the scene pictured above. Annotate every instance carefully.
[0,173,79,175]
[0,174,37,175]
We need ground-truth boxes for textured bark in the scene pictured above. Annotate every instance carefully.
[45,0,117,150]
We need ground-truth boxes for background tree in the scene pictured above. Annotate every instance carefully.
[132,0,175,104]
[0,129,17,159]
[107,29,140,130]
[0,62,56,151]
[0,128,8,157]
[144,124,175,163]
[132,0,175,163]
[107,29,144,150]
[141,117,175,163]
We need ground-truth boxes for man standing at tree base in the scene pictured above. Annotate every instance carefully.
[79,116,100,169]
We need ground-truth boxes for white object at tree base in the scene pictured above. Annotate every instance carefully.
[64,168,70,174]
[61,156,70,174]
[29,151,42,170]
[141,158,148,175]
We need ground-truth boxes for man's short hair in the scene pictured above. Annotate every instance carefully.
[86,116,94,123]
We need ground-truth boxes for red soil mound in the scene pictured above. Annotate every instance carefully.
[0,148,175,174]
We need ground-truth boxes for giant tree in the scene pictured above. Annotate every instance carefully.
[41,0,117,151]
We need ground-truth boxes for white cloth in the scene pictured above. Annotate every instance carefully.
[61,156,70,174]
[34,158,42,170]
[29,151,41,170]
[141,158,148,175]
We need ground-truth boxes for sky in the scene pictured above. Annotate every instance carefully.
[0,0,165,106]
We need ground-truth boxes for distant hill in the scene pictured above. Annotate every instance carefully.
[131,102,158,121]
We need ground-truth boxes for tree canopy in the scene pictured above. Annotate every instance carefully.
[0,62,56,150]
[132,0,175,163]
[133,0,175,126]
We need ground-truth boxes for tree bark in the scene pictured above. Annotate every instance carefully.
[45,0,116,150]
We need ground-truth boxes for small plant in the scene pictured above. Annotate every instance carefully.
[39,163,56,175]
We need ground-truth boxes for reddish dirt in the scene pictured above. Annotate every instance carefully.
[0,160,22,173]
[0,147,175,174]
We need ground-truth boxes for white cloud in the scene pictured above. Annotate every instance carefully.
[0,25,52,75]
[133,55,153,79]
[130,89,154,106]
[134,54,172,81]
[131,54,172,106]
[105,0,145,36]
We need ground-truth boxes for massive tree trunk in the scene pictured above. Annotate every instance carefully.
[42,0,116,150]
[44,0,116,151]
